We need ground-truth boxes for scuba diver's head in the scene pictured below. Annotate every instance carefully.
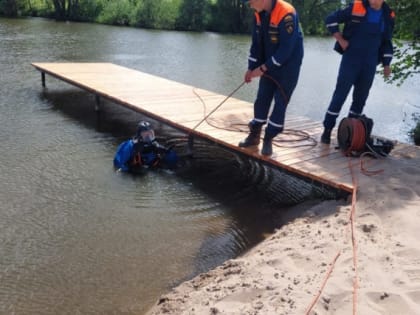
[136,121,155,142]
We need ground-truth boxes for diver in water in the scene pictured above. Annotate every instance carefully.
[113,121,178,172]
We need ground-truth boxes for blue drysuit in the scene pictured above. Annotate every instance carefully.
[323,0,395,130]
[113,139,178,172]
[248,0,304,138]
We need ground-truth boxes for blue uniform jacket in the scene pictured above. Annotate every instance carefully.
[325,0,395,66]
[248,0,303,74]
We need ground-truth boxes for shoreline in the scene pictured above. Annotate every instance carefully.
[146,147,420,315]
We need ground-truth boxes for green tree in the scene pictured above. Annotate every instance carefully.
[131,0,180,29]
[157,0,181,29]
[69,0,101,21]
[209,0,250,33]
[45,0,94,20]
[96,0,135,25]
[385,0,420,86]
[384,0,420,144]
[51,0,66,19]
[295,0,342,35]
[135,0,161,28]
[0,0,18,16]
[176,0,210,31]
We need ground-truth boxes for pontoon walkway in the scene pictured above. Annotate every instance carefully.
[32,62,415,194]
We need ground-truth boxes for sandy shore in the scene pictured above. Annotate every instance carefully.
[147,145,420,315]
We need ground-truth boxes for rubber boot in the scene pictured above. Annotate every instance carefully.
[321,128,332,144]
[239,122,262,147]
[261,136,273,156]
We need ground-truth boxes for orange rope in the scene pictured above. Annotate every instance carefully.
[306,117,392,314]
[348,157,359,315]
[360,151,384,176]
[304,251,341,315]
[305,158,360,315]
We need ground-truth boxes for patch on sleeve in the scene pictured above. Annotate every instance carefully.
[284,14,294,34]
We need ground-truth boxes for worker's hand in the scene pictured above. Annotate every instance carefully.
[244,70,253,83]
[244,67,265,83]
[333,32,349,51]
[383,65,391,78]
[337,38,349,51]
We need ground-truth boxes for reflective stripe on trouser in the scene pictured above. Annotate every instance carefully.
[323,58,376,130]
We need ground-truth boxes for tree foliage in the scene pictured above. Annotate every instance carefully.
[96,0,135,25]
[291,0,341,35]
[176,0,209,31]
[385,0,420,85]
[207,0,250,33]
[0,0,19,16]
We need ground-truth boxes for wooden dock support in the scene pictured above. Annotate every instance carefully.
[95,94,101,112]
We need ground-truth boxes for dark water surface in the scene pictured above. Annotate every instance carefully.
[0,17,419,315]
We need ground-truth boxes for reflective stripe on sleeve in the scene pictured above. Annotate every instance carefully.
[271,56,282,67]
[327,110,340,116]
[326,22,338,27]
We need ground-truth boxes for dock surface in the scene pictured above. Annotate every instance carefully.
[32,62,415,194]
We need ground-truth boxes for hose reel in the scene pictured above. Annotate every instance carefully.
[337,116,394,157]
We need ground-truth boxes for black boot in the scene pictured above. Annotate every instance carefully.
[239,122,262,147]
[321,128,332,144]
[261,136,273,156]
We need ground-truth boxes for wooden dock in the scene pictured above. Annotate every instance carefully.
[31,62,414,194]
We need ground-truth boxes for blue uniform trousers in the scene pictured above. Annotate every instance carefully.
[253,58,302,138]
[323,56,377,130]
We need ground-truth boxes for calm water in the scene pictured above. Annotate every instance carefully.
[0,17,419,315]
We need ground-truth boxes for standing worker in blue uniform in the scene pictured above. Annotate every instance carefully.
[320,0,395,144]
[239,0,304,156]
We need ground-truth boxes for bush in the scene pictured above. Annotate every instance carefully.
[412,120,420,145]
[96,0,135,26]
